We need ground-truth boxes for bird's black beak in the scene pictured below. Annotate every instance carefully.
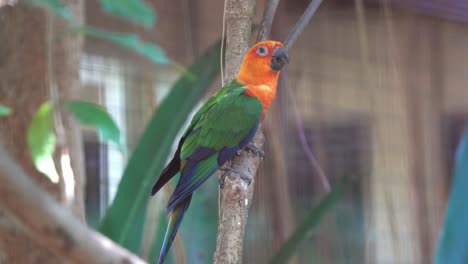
[270,47,289,71]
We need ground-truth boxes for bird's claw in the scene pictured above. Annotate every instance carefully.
[218,165,252,188]
[245,142,265,158]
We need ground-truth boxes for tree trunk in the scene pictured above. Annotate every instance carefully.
[0,1,84,262]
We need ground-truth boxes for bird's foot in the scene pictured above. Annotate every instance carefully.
[245,142,265,158]
[219,165,252,188]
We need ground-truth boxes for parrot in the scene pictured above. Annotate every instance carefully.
[151,40,289,264]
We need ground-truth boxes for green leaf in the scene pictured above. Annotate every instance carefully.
[64,101,122,148]
[435,129,468,264]
[99,40,222,253]
[76,26,169,64]
[27,0,73,21]
[269,178,346,264]
[0,104,12,116]
[98,0,155,27]
[27,101,59,183]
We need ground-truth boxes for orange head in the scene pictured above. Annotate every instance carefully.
[237,41,289,88]
[237,40,289,120]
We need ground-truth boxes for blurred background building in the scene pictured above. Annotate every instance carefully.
[78,0,468,263]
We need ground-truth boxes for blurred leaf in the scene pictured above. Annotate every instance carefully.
[97,0,155,27]
[64,101,122,149]
[269,178,346,264]
[99,40,222,253]
[0,104,12,116]
[76,26,169,64]
[26,1,165,64]
[27,101,59,183]
[435,129,468,264]
[27,0,73,21]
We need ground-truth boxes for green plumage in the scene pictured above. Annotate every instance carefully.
[182,80,262,157]
[152,79,263,264]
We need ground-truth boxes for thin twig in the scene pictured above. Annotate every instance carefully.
[275,0,330,192]
[0,145,146,264]
[284,0,324,50]
[256,0,280,42]
[220,0,227,86]
[285,76,331,192]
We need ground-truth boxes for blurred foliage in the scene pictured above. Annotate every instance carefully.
[13,0,229,261]
[27,101,121,183]
[98,0,155,27]
[75,26,168,64]
[435,129,468,264]
[22,0,223,260]
[65,101,122,150]
[269,178,346,264]
[27,101,59,183]
[25,0,168,65]
[27,0,72,20]
[98,40,222,254]
[0,104,12,116]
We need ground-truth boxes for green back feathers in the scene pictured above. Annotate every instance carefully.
[181,79,263,159]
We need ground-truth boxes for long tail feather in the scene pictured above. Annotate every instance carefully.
[152,153,181,195]
[158,195,192,264]
[153,127,194,195]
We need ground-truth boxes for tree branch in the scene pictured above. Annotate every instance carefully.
[0,145,146,264]
[284,0,323,50]
[213,0,257,263]
[256,0,280,41]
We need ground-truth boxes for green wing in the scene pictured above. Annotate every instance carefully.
[184,79,241,133]
[167,79,263,211]
[181,79,262,158]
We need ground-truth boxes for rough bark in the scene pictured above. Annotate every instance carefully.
[0,145,146,264]
[0,1,84,262]
[213,0,259,263]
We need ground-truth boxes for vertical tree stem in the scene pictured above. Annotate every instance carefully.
[213,0,257,263]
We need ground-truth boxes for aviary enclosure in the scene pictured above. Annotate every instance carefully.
[0,0,467,263]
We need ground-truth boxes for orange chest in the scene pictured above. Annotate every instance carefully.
[244,84,277,121]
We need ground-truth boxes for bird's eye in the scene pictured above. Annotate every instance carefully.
[256,45,269,56]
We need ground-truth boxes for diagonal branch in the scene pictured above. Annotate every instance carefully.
[0,145,147,264]
[284,0,324,50]
[257,0,280,41]
[285,75,330,191]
